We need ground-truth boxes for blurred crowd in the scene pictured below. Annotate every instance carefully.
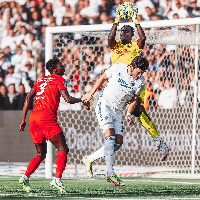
[0,0,200,110]
[58,40,198,110]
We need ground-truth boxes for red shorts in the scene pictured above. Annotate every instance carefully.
[29,110,62,143]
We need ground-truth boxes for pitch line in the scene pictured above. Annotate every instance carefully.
[125,179,200,185]
[88,199,200,200]
[1,194,200,200]
[0,193,84,198]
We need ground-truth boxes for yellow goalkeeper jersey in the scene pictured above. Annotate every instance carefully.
[110,40,143,65]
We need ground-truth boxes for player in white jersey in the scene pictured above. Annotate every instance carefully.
[82,56,149,186]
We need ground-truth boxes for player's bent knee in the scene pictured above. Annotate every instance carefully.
[132,98,143,117]
[114,143,122,152]
[37,153,46,161]
[58,146,69,153]
[132,108,141,117]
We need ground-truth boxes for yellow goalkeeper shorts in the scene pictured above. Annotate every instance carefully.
[139,87,145,105]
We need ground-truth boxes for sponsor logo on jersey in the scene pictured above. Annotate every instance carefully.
[131,81,135,86]
[118,78,131,89]
[116,49,130,54]
[37,77,55,82]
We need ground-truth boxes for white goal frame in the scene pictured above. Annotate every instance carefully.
[45,17,200,179]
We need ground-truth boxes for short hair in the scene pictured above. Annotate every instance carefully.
[46,57,61,74]
[8,83,15,88]
[130,56,149,71]
[19,83,25,87]
[121,25,134,35]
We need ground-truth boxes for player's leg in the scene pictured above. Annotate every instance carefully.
[106,111,124,186]
[49,132,68,193]
[133,97,169,160]
[83,134,123,178]
[19,142,46,193]
[83,101,123,179]
[83,129,116,181]
[106,133,124,186]
[83,100,105,178]
[104,128,116,176]
[134,97,159,138]
[105,109,124,186]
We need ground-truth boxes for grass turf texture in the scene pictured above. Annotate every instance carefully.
[1,176,200,199]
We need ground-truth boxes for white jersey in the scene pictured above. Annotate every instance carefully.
[100,63,145,111]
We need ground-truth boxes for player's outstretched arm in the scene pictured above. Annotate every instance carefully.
[132,7,146,49]
[125,94,140,126]
[82,72,108,103]
[19,88,36,131]
[108,24,117,49]
[60,89,90,110]
[60,89,81,104]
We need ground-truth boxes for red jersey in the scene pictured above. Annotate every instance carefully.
[32,74,67,116]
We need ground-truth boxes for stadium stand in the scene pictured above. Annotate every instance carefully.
[0,0,200,110]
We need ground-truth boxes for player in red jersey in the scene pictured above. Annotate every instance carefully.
[19,57,89,193]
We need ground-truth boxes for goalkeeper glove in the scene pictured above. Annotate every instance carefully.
[132,6,140,25]
[114,4,121,25]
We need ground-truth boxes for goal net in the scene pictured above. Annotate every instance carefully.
[45,18,200,179]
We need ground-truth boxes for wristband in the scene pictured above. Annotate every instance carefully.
[126,113,132,117]
[135,18,140,25]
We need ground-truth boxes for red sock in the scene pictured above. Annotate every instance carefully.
[55,151,67,178]
[25,156,42,178]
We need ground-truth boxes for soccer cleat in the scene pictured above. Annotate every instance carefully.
[50,179,67,194]
[153,135,162,151]
[107,174,125,186]
[19,177,31,193]
[82,156,93,178]
[160,143,170,161]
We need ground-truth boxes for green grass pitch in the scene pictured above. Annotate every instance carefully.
[1,176,200,199]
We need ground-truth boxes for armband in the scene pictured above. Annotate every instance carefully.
[126,113,132,117]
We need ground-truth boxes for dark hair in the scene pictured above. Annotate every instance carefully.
[130,56,149,71]
[121,25,134,35]
[46,57,61,74]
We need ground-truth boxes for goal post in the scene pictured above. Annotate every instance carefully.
[45,18,200,179]
[45,28,54,179]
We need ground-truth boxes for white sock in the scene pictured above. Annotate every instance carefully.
[22,175,29,180]
[87,146,105,162]
[104,136,115,176]
[54,177,61,182]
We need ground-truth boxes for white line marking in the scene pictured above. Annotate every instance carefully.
[1,193,200,200]
[0,193,85,198]
[125,179,200,185]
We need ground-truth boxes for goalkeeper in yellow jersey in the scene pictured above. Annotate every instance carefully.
[82,6,169,179]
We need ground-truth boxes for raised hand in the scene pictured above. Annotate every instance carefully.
[132,6,140,25]
[133,6,138,18]
[114,4,121,24]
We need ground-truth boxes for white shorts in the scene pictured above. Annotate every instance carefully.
[95,99,124,136]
